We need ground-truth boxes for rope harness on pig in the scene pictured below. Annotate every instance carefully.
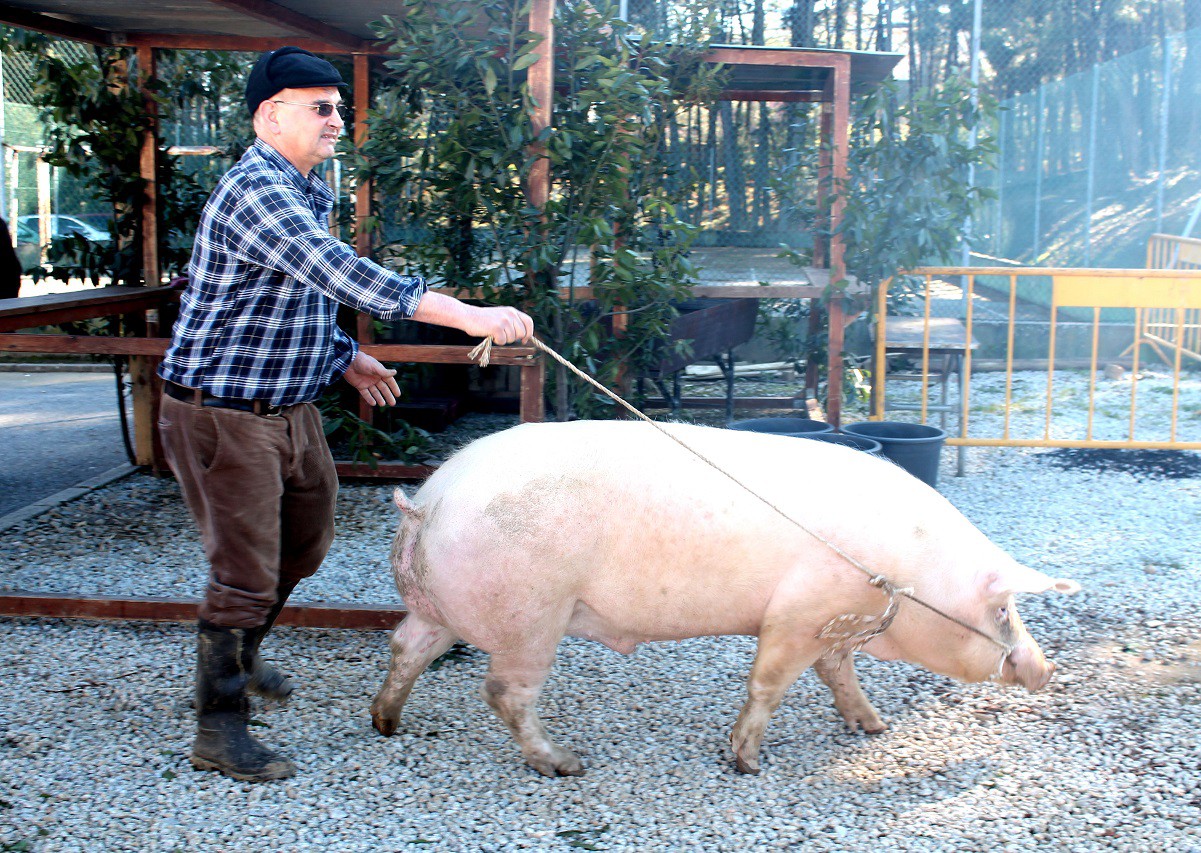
[470,336,1016,663]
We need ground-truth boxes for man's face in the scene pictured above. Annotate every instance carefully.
[258,86,345,175]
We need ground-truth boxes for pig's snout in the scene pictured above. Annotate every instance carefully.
[1001,645,1055,692]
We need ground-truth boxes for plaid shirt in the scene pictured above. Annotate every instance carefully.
[160,140,426,405]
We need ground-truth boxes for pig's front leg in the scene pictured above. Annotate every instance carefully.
[730,615,824,775]
[371,613,458,737]
[482,647,584,777]
[813,650,888,734]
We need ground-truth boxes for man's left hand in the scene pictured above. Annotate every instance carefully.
[344,351,401,407]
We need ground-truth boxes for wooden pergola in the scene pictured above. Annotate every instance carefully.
[0,0,899,626]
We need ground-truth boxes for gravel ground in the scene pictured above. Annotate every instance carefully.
[1,371,1199,851]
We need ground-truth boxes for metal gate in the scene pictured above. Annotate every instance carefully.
[871,267,1201,450]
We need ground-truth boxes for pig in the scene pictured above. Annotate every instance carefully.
[370,420,1080,776]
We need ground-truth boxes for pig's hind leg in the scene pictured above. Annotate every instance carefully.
[482,645,584,778]
[813,651,888,734]
[371,613,457,737]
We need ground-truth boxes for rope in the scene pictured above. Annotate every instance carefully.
[469,336,1013,654]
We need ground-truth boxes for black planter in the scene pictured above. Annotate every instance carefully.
[727,417,834,436]
[799,431,884,457]
[841,421,947,487]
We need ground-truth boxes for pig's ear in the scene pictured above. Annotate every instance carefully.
[983,564,1082,597]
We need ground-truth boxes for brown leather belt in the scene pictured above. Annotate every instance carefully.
[164,381,285,417]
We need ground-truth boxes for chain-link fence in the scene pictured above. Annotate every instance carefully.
[975,27,1201,269]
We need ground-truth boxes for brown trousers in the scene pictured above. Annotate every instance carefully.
[158,395,338,627]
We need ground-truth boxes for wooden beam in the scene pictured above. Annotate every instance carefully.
[704,47,843,70]
[825,55,851,429]
[718,90,826,103]
[0,592,406,630]
[0,334,170,355]
[361,343,539,366]
[0,334,540,366]
[0,285,180,332]
[121,32,386,55]
[138,47,160,288]
[526,0,555,210]
[335,462,434,479]
[203,0,366,51]
[0,4,115,45]
[353,52,375,424]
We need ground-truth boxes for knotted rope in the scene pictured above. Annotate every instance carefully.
[469,336,1013,656]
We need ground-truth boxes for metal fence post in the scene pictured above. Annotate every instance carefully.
[1033,84,1046,259]
[1085,64,1099,267]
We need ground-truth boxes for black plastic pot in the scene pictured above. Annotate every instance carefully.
[841,421,947,487]
[727,417,834,436]
[798,431,884,457]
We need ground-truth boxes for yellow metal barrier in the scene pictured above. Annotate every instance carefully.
[1144,234,1201,365]
[873,267,1201,450]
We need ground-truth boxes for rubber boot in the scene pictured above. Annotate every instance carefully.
[191,620,296,782]
[245,581,298,702]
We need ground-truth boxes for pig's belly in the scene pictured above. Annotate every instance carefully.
[564,599,750,651]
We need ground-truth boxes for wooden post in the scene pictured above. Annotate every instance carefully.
[353,52,375,423]
[824,57,851,428]
[527,0,554,419]
[805,102,834,402]
[133,45,164,469]
[527,0,555,211]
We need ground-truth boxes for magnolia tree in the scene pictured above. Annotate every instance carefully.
[357,0,723,419]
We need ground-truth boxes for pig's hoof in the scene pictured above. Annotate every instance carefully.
[527,747,585,778]
[734,754,761,775]
[861,721,889,735]
[371,709,399,738]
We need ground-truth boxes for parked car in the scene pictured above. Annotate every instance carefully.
[16,214,111,244]
[15,214,111,269]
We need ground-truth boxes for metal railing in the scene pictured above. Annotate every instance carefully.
[873,267,1201,450]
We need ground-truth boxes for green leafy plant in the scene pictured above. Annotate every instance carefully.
[318,390,430,467]
[839,76,998,306]
[358,0,723,419]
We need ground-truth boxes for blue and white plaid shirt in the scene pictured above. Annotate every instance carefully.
[160,140,426,405]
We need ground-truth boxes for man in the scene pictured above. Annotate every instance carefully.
[158,46,533,782]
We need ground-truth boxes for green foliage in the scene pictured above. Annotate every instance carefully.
[359,0,723,418]
[318,390,430,467]
[838,76,997,302]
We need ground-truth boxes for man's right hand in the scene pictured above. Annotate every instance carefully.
[462,305,534,345]
[412,291,534,345]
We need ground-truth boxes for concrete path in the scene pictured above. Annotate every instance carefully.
[0,369,134,518]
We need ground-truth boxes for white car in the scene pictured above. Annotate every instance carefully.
[16,214,111,244]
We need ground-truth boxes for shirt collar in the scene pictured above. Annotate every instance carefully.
[250,139,333,201]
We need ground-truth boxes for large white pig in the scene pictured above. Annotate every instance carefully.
[371,421,1080,776]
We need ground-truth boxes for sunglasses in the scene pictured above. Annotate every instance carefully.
[272,100,348,118]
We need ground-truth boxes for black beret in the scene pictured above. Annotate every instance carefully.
[245,46,347,116]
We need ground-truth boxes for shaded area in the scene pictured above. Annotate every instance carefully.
[1037,448,1201,480]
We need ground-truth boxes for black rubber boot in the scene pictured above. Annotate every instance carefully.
[245,581,298,702]
[191,620,296,782]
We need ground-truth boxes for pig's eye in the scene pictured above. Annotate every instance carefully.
[995,605,1009,623]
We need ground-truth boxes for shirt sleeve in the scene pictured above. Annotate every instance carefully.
[222,175,428,320]
[329,324,359,382]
